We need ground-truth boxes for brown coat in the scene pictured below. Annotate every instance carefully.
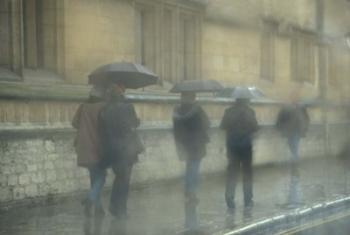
[72,102,105,168]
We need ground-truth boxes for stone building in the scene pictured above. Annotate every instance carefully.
[0,0,349,206]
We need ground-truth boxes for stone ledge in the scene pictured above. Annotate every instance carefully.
[0,81,284,105]
[0,122,345,140]
[216,196,350,235]
[0,81,88,101]
[1,81,343,108]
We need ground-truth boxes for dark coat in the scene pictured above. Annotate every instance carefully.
[72,102,105,168]
[276,104,310,138]
[220,103,258,152]
[173,103,210,161]
[98,96,142,167]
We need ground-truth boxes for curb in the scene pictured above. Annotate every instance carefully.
[216,196,350,235]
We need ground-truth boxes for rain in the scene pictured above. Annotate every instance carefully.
[0,0,350,235]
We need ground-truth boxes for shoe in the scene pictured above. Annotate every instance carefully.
[81,198,93,217]
[183,230,206,235]
[225,198,235,210]
[95,206,105,217]
[227,207,235,215]
[244,200,254,208]
[109,205,128,219]
[185,193,199,205]
[93,211,105,235]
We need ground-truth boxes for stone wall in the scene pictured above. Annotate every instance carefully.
[0,120,348,208]
[0,96,348,207]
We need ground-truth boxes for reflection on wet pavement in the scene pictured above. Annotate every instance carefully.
[1,157,350,235]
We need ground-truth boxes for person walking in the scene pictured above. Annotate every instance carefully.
[72,87,107,217]
[173,91,210,203]
[276,101,310,163]
[220,97,258,210]
[98,83,143,234]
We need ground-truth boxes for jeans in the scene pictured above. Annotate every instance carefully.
[184,198,199,230]
[225,146,253,208]
[287,134,301,162]
[287,165,301,205]
[88,165,107,208]
[185,158,201,196]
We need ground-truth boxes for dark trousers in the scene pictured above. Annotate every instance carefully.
[225,145,253,208]
[110,159,133,218]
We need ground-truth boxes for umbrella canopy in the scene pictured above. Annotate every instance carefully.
[170,79,223,93]
[88,62,159,89]
[231,86,266,100]
[299,97,323,107]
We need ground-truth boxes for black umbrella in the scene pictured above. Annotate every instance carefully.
[88,62,159,89]
[300,97,323,107]
[170,79,223,93]
[231,86,266,99]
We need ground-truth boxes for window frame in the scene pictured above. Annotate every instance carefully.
[260,20,277,82]
[134,0,203,85]
[0,0,22,81]
[0,0,65,83]
[290,29,317,84]
[328,46,349,87]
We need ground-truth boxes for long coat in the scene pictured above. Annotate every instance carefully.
[72,102,105,168]
[98,96,141,167]
[173,103,210,161]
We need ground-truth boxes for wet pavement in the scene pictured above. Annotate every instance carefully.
[1,156,350,235]
[287,212,350,235]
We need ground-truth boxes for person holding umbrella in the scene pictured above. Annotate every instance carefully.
[276,92,310,163]
[220,87,259,210]
[171,80,222,204]
[171,79,221,232]
[89,62,158,234]
[99,82,141,215]
[276,91,309,210]
[173,91,210,203]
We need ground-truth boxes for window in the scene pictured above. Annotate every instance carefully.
[0,0,21,80]
[23,0,57,72]
[290,31,316,83]
[179,14,197,81]
[328,47,349,86]
[135,4,156,72]
[162,8,175,82]
[135,1,202,84]
[0,0,64,81]
[260,21,277,81]
[0,0,11,70]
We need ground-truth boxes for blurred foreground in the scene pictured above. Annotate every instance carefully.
[1,156,349,235]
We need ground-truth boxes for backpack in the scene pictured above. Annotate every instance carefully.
[224,106,257,149]
[99,101,144,167]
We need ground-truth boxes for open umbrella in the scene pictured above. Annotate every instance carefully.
[231,86,266,99]
[88,62,159,89]
[299,97,323,107]
[170,79,223,93]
